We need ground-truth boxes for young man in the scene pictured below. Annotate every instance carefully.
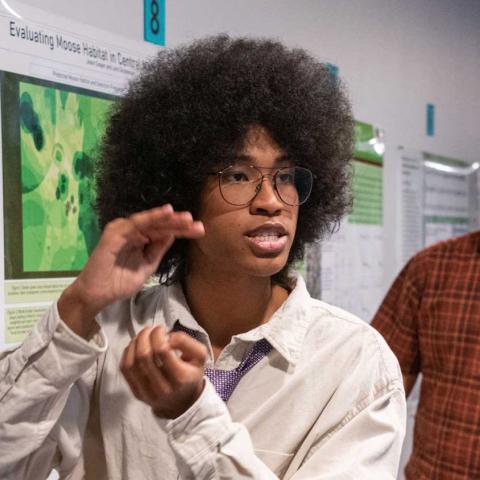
[0,35,405,479]
[372,232,480,479]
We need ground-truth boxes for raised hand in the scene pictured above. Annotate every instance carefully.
[58,205,205,338]
[120,325,208,418]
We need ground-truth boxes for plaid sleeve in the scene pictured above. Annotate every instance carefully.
[372,255,426,375]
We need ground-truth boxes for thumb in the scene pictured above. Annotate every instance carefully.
[143,234,175,270]
[168,331,208,367]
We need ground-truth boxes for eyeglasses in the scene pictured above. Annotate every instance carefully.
[208,164,313,206]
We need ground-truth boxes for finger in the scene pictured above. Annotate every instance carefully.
[143,234,175,268]
[144,219,205,242]
[150,330,183,384]
[168,220,205,239]
[130,204,174,226]
[168,332,209,366]
[120,341,148,401]
[99,218,151,252]
[100,207,202,255]
[131,209,205,241]
[153,331,207,384]
[133,326,172,395]
[129,206,185,234]
[145,217,205,241]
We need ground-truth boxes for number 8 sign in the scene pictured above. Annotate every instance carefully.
[144,0,165,46]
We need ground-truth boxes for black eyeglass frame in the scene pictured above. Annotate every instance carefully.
[206,164,314,207]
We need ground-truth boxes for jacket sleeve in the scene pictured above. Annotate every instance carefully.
[0,303,107,479]
[163,376,405,479]
[287,384,406,479]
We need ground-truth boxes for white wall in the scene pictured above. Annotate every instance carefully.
[16,0,480,164]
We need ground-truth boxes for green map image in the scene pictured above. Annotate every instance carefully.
[19,82,113,272]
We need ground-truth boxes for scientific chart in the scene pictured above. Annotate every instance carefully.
[307,121,385,322]
[0,4,158,349]
[423,153,476,247]
[391,147,478,273]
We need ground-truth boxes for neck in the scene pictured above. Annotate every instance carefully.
[183,267,289,355]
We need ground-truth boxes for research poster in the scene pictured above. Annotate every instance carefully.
[392,148,478,275]
[423,153,476,247]
[390,148,425,268]
[314,121,385,322]
[0,4,159,349]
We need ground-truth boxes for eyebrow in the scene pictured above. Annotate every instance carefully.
[232,154,294,165]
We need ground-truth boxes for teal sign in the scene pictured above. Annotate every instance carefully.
[144,0,165,46]
[426,103,435,136]
[326,63,339,78]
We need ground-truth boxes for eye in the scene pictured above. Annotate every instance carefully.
[277,171,295,184]
[223,167,253,183]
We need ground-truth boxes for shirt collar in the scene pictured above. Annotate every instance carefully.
[257,274,312,365]
[163,282,209,335]
[158,274,313,366]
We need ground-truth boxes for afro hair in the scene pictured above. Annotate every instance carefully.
[96,34,354,284]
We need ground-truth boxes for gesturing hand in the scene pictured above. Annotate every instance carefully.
[58,205,205,338]
[120,326,208,419]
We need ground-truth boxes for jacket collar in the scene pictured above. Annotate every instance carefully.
[157,274,313,366]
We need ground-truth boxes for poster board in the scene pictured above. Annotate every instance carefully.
[0,4,159,350]
[423,153,477,247]
[390,147,478,276]
[307,121,386,322]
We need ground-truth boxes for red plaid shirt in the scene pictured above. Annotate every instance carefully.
[372,232,480,480]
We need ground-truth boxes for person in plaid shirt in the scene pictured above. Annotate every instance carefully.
[372,231,480,479]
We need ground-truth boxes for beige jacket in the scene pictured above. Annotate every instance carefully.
[0,276,406,479]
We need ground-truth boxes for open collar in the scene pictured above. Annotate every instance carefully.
[155,274,313,367]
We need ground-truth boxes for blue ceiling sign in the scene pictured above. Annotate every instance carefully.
[144,0,165,46]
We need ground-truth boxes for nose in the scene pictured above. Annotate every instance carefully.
[249,176,283,215]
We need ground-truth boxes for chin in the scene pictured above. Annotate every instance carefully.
[244,255,289,278]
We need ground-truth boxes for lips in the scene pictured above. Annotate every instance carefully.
[245,224,289,255]
[245,224,288,237]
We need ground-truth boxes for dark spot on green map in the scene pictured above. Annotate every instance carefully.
[56,172,69,201]
[19,92,44,151]
[44,87,57,125]
[60,90,69,109]
[32,128,44,151]
[73,152,94,180]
